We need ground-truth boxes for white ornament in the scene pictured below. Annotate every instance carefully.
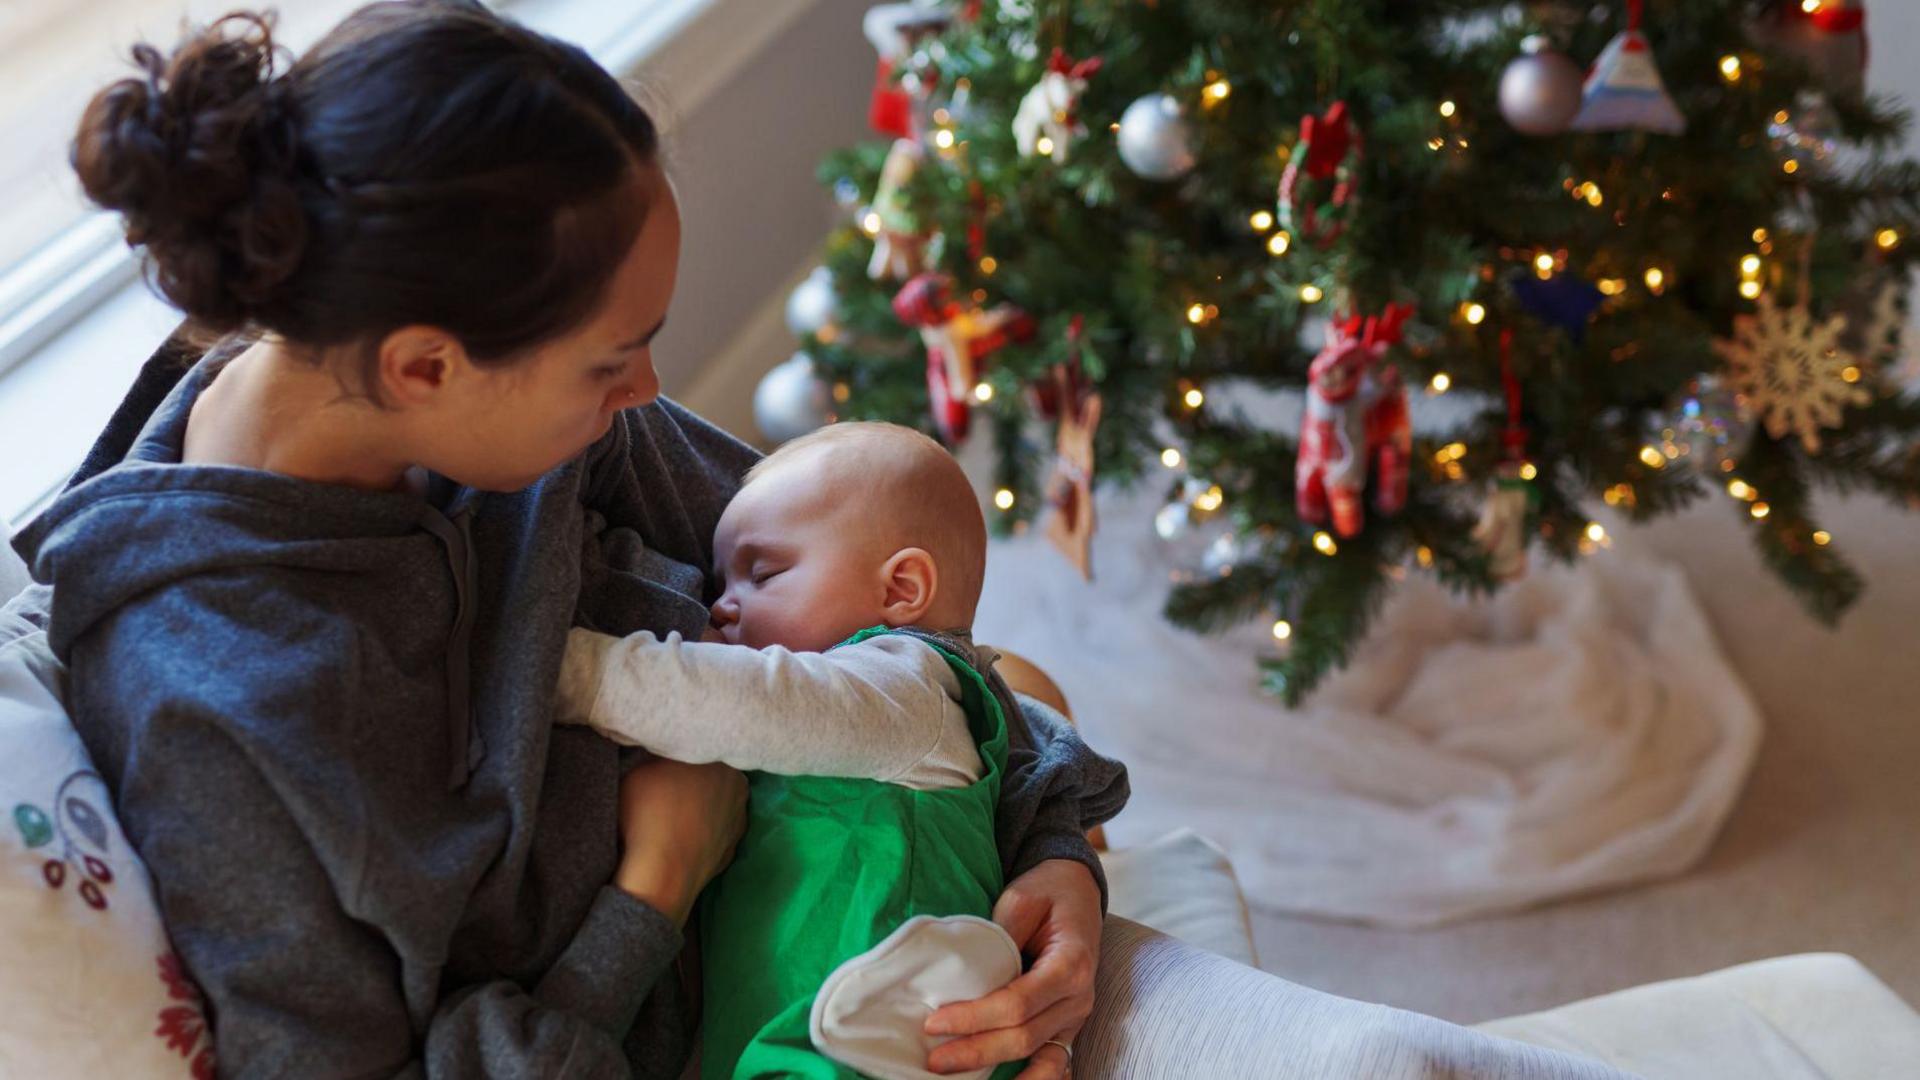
[1498,35,1584,135]
[785,267,840,339]
[1116,93,1196,181]
[753,352,835,444]
[1713,293,1872,452]
[1012,52,1101,163]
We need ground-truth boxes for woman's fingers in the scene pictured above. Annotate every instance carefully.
[926,999,1080,1075]
[1006,1022,1082,1076]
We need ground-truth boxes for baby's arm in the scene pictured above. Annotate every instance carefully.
[557,629,981,786]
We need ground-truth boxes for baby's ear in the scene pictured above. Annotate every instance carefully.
[880,547,939,626]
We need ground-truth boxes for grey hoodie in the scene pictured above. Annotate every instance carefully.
[11,338,1128,1078]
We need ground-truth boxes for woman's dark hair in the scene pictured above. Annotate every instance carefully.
[71,1,660,370]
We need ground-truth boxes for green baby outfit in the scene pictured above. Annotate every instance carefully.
[696,627,1024,1080]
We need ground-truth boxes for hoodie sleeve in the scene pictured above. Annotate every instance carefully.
[70,615,680,1078]
[995,693,1131,912]
[579,397,762,606]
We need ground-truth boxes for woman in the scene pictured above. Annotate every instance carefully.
[16,3,1123,1075]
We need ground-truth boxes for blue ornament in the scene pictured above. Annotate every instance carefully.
[1510,270,1604,340]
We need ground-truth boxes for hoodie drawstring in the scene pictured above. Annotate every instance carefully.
[418,505,484,790]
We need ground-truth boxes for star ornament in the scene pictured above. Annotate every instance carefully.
[1713,293,1871,453]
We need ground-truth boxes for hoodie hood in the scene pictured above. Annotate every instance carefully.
[12,356,487,787]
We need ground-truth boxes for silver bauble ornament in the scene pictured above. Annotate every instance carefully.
[1499,36,1584,136]
[784,267,840,339]
[754,352,835,444]
[1661,374,1755,475]
[1116,93,1196,181]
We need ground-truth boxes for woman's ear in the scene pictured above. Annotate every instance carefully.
[879,547,939,627]
[376,325,466,407]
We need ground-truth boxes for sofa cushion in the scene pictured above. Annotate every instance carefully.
[1099,827,1258,968]
[1477,953,1920,1080]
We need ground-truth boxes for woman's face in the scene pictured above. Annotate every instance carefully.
[425,167,681,492]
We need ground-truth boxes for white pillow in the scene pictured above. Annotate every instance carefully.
[0,610,214,1078]
[1100,827,1258,968]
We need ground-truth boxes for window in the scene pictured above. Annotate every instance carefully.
[0,0,745,524]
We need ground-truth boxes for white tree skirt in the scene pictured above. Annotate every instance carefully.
[976,491,1763,928]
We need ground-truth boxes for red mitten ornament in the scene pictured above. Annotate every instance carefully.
[1296,304,1414,538]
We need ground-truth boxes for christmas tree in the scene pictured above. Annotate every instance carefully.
[779,0,1920,704]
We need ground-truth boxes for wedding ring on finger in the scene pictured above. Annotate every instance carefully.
[1041,1038,1073,1072]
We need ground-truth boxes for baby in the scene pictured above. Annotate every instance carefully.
[555,421,1028,1080]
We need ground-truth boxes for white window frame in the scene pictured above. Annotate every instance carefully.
[0,0,807,527]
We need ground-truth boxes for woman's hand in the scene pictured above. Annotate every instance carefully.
[924,859,1103,1078]
[614,758,747,927]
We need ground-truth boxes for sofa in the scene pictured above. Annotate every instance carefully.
[6,520,1918,1079]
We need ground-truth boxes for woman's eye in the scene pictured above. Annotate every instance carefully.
[592,362,627,382]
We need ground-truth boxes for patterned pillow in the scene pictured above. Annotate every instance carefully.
[1,606,215,1077]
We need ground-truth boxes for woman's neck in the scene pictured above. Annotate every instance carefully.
[184,337,423,494]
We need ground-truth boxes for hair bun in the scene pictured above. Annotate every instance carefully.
[72,11,308,328]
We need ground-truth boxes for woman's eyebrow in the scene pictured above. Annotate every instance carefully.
[617,316,666,350]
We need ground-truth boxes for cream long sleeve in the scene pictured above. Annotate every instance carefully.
[556,629,984,791]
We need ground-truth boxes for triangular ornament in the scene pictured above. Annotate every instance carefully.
[1570,28,1685,134]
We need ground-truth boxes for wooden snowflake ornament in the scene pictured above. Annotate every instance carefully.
[1713,292,1871,453]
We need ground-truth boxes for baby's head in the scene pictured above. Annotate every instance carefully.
[709,422,986,653]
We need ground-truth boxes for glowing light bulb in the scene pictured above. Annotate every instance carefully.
[1644,267,1666,292]
[1813,530,1831,546]
[1195,485,1225,512]
[973,382,994,403]
[1598,278,1627,296]
[1161,448,1183,468]
[1438,100,1457,118]
[1313,531,1338,556]
[1740,280,1763,299]
[1417,545,1435,568]
[978,256,998,275]
[861,211,882,236]
[1534,253,1555,274]
[1802,0,1823,13]
[1272,619,1293,641]
[1584,522,1608,544]
[1462,302,1486,325]
[1727,479,1756,501]
[1519,463,1538,481]
[1183,387,1206,409]
[1783,158,1801,175]
[1204,79,1232,103]
[1035,135,1056,157]
[1249,210,1274,231]
[1877,228,1901,250]
[1299,283,1323,303]
[994,489,1015,510]
[1841,365,1862,383]
[934,128,956,149]
[1639,446,1667,468]
[1750,501,1771,519]
[1186,303,1207,324]
[1719,55,1742,81]
[1429,373,1452,394]
[1753,227,1770,243]
[1740,254,1762,276]
[1268,231,1292,256]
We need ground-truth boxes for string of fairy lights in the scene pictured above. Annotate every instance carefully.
[846,6,1899,652]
